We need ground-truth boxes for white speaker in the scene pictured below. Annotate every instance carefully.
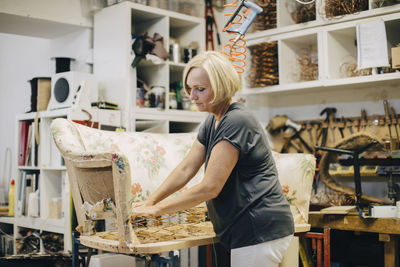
[47,72,98,111]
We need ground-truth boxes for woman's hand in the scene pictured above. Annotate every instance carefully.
[131,200,159,217]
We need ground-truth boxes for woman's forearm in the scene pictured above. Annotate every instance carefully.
[147,165,192,205]
[153,182,216,215]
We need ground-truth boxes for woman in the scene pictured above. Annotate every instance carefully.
[132,51,294,266]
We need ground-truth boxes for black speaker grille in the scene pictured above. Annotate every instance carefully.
[54,78,70,103]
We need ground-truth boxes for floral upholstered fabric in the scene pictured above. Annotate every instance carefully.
[273,151,316,225]
[51,119,315,225]
[51,118,203,203]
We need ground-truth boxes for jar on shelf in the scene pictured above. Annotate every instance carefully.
[169,92,178,109]
[151,85,165,109]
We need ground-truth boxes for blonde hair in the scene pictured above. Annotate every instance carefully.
[183,51,241,104]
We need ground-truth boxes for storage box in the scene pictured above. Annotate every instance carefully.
[49,197,62,219]
[392,46,400,69]
[88,253,137,267]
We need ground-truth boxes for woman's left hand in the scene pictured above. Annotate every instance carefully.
[132,204,160,217]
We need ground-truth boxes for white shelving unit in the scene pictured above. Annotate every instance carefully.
[12,109,72,254]
[244,4,400,96]
[94,1,206,132]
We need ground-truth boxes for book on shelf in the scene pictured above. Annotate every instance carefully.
[24,122,38,167]
[16,171,40,217]
[18,121,30,166]
[16,171,26,216]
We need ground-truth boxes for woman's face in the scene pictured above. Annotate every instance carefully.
[186,67,214,112]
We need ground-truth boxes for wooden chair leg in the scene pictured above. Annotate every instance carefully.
[317,239,322,267]
[296,227,331,267]
[324,227,330,267]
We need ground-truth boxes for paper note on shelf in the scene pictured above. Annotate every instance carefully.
[356,19,389,70]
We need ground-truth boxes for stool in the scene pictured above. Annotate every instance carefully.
[296,227,330,267]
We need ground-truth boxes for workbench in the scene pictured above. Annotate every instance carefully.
[309,211,400,267]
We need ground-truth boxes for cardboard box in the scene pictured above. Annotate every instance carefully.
[392,46,400,69]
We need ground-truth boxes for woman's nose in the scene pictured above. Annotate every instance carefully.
[189,91,197,100]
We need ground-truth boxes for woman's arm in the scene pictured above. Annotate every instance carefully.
[132,140,239,217]
[140,139,206,206]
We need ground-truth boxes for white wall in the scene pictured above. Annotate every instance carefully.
[0,33,52,199]
[0,28,92,198]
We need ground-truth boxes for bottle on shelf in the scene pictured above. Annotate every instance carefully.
[8,179,15,217]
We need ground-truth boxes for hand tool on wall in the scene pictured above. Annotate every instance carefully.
[338,117,345,138]
[383,100,393,141]
[285,119,314,153]
[312,121,321,146]
[306,121,314,146]
[354,118,360,133]
[319,107,337,147]
[360,109,367,132]
[205,0,221,50]
[346,118,354,135]
[390,106,400,147]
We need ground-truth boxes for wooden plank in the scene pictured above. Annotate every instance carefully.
[320,206,357,215]
[79,233,218,254]
[65,160,86,226]
[309,212,400,235]
[73,160,112,168]
[79,222,309,255]
[384,237,398,267]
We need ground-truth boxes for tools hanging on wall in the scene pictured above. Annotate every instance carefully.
[267,100,400,154]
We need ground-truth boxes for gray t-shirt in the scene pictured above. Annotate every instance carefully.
[197,102,294,249]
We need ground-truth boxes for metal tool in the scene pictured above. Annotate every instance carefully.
[347,118,354,135]
[338,117,345,138]
[390,106,400,143]
[361,109,367,132]
[223,0,263,44]
[285,120,314,153]
[383,100,393,141]
[319,107,337,147]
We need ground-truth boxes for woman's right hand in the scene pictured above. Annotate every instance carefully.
[131,199,160,217]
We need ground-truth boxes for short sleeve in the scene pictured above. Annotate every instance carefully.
[197,114,213,146]
[216,111,263,156]
[197,121,206,146]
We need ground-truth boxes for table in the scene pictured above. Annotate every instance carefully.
[309,211,400,267]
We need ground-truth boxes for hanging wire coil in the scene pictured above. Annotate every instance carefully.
[222,0,248,74]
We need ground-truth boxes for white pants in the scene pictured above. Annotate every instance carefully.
[230,235,293,267]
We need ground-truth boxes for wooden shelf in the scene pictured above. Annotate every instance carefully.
[15,216,64,234]
[0,216,15,224]
[135,108,205,123]
[246,3,400,42]
[243,72,400,95]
